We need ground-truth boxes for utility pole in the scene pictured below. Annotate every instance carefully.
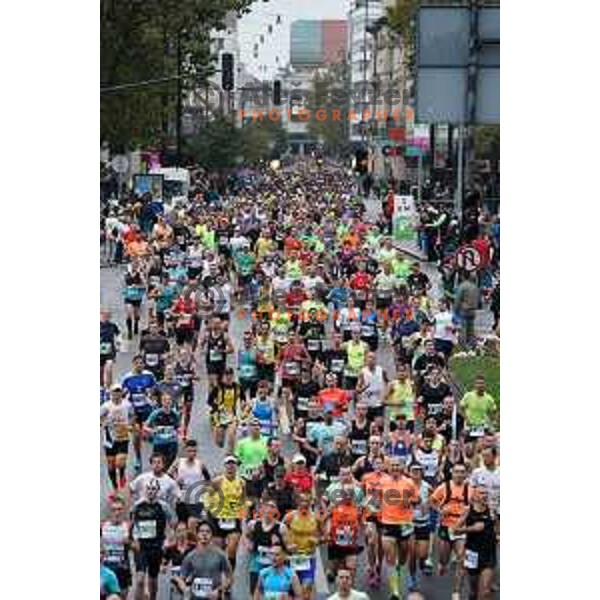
[176,29,183,168]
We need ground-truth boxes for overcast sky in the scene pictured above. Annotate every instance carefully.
[238,0,349,79]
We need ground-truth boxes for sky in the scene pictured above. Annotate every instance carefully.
[238,0,350,79]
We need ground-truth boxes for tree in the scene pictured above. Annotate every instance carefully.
[474,125,500,160]
[306,57,352,158]
[240,119,289,164]
[101,0,256,151]
[185,117,240,171]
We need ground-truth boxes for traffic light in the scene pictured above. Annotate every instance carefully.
[221,53,234,91]
[273,80,281,106]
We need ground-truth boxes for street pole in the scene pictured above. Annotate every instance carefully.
[417,149,423,203]
[456,125,464,220]
[176,30,182,168]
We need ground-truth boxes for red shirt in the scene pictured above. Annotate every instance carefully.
[172,297,197,328]
[284,237,303,255]
[284,469,314,494]
[350,272,371,290]
[472,238,492,267]
[318,387,349,417]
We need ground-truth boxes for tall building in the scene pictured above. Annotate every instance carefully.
[348,0,384,143]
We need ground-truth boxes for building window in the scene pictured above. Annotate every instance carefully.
[268,25,273,34]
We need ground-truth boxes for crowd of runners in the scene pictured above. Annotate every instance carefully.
[100,159,500,600]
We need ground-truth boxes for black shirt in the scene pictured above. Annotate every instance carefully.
[131,500,169,546]
[420,381,451,419]
[465,506,496,563]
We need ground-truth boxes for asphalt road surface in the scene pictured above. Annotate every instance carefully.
[101,196,496,599]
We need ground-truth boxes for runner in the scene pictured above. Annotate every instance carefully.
[130,478,175,600]
[123,261,146,340]
[121,355,157,472]
[100,309,121,388]
[327,568,371,600]
[253,543,302,600]
[100,384,135,490]
[202,317,234,392]
[235,418,269,499]
[407,462,432,591]
[460,375,498,443]
[205,456,246,574]
[379,456,419,600]
[283,494,322,600]
[208,368,242,452]
[357,351,388,429]
[174,520,233,599]
[100,495,132,598]
[430,463,472,599]
[245,496,288,595]
[169,439,211,528]
[144,391,181,469]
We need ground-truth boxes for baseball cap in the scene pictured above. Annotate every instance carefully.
[292,453,307,464]
[223,455,238,465]
[110,383,123,392]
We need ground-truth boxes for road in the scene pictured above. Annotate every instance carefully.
[101,198,495,598]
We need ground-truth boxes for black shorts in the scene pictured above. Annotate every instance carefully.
[207,514,242,538]
[257,364,275,383]
[414,525,431,541]
[240,379,258,398]
[134,544,163,577]
[466,548,497,575]
[176,501,205,523]
[175,327,195,346]
[100,354,115,367]
[381,523,415,540]
[206,361,226,377]
[125,299,142,308]
[105,440,129,457]
[327,544,363,561]
[134,406,153,426]
[105,564,131,590]
[375,294,393,310]
[367,405,385,421]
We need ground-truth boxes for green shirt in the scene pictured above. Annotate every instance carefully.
[236,253,255,275]
[391,258,411,281]
[461,391,496,427]
[235,436,268,473]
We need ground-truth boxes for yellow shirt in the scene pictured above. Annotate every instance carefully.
[287,511,319,555]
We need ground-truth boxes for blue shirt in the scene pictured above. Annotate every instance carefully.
[121,370,156,411]
[327,287,351,309]
[259,565,294,595]
[146,408,180,445]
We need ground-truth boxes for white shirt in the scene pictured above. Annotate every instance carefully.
[327,591,370,600]
[129,472,181,507]
[434,310,456,342]
[470,465,500,515]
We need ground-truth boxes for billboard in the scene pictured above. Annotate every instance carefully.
[290,20,348,66]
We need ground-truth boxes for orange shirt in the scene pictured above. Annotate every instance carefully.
[126,239,148,257]
[317,388,349,417]
[430,481,472,528]
[379,475,419,525]
[329,501,360,548]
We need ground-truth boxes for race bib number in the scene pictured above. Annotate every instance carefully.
[145,353,159,367]
[100,342,113,355]
[154,426,176,442]
[209,349,223,363]
[219,412,234,426]
[336,526,353,547]
[307,339,320,352]
[103,543,125,564]
[355,289,367,300]
[351,439,367,455]
[137,520,157,540]
[297,396,310,412]
[131,393,148,408]
[218,519,236,531]
[331,359,344,373]
[240,364,257,379]
[290,555,311,572]
[448,528,466,542]
[257,545,273,565]
[361,325,375,338]
[284,361,300,376]
[469,425,486,438]
[464,549,479,569]
[191,577,214,598]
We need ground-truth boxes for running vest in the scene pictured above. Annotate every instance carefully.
[361,365,385,407]
[413,481,432,528]
[209,477,244,520]
[287,511,319,555]
[348,420,370,457]
[345,341,366,377]
[239,349,258,381]
[206,333,226,364]
[414,447,440,484]
[176,458,203,493]
[252,399,275,437]
[251,521,285,568]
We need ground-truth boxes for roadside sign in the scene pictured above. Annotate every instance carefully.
[456,245,482,272]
